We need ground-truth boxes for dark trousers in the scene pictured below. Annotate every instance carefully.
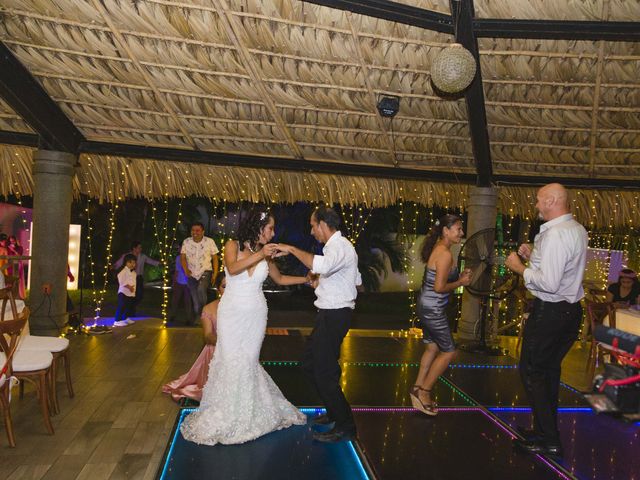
[519,298,582,444]
[170,282,193,324]
[187,271,212,318]
[130,275,144,316]
[114,293,135,322]
[303,308,355,432]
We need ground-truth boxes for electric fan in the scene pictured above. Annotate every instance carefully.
[457,228,520,355]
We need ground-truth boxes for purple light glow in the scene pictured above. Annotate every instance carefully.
[347,407,573,479]
[477,409,572,480]
[351,407,481,413]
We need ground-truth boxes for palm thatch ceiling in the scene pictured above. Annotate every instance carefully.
[0,0,639,225]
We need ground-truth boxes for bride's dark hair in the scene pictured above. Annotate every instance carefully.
[237,208,272,251]
[420,214,462,263]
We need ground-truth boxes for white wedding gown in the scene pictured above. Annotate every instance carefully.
[180,259,306,445]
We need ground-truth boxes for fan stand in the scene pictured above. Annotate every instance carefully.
[459,295,507,356]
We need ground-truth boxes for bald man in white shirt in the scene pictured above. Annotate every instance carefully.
[277,206,361,443]
[506,183,588,459]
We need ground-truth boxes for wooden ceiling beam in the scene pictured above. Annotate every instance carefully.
[474,18,640,42]
[0,42,84,152]
[0,130,39,147]
[301,0,453,33]
[301,0,640,42]
[452,0,493,187]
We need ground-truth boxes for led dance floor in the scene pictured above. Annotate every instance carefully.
[157,336,638,479]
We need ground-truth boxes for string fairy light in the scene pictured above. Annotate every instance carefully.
[14,193,30,250]
[397,187,414,336]
[83,197,97,330]
[214,198,231,274]
[92,202,119,322]
[407,201,420,330]
[150,195,183,326]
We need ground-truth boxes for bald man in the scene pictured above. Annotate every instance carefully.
[505,183,587,458]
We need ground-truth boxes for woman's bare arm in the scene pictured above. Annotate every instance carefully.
[201,300,219,345]
[224,240,275,275]
[267,260,309,286]
[431,247,471,293]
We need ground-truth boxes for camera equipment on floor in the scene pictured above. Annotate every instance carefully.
[594,325,640,357]
[583,326,640,417]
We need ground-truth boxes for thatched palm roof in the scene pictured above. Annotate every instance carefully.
[0,0,639,226]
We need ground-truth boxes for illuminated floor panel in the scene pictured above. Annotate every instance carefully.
[354,408,566,480]
[158,409,370,480]
[263,364,475,407]
[444,368,587,407]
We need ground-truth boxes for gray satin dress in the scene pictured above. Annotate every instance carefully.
[417,267,458,352]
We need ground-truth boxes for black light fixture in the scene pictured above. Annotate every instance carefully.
[376,95,400,118]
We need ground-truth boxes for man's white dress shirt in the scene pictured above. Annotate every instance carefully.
[523,214,588,304]
[312,231,362,310]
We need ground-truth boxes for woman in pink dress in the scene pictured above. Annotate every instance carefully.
[163,274,226,402]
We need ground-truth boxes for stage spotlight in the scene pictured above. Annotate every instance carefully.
[377,95,400,118]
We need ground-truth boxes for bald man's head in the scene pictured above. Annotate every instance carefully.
[535,183,570,221]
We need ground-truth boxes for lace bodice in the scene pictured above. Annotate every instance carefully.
[223,258,269,297]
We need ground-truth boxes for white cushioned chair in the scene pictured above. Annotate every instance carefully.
[0,310,54,443]
[1,287,74,415]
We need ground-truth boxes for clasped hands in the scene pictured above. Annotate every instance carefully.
[260,243,292,258]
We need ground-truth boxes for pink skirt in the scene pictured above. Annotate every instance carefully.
[162,344,215,402]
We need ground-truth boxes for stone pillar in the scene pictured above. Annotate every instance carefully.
[29,150,76,335]
[457,186,498,342]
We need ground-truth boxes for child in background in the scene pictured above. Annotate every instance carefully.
[114,254,137,327]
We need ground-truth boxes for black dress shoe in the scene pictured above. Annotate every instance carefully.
[312,427,356,443]
[312,414,335,426]
[513,439,563,458]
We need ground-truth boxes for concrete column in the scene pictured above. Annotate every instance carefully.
[458,186,498,342]
[29,150,77,335]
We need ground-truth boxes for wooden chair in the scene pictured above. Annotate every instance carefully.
[0,287,73,414]
[0,315,26,447]
[0,286,19,323]
[18,334,73,415]
[0,308,55,436]
[3,275,21,300]
[586,287,608,303]
[585,299,616,377]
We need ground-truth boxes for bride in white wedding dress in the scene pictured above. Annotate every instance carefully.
[181,209,308,445]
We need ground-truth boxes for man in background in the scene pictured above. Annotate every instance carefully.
[181,222,219,324]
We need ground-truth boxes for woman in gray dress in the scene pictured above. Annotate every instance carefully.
[410,214,472,416]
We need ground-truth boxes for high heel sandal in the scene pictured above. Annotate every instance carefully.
[409,385,438,416]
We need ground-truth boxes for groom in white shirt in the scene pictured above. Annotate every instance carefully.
[278,206,361,442]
